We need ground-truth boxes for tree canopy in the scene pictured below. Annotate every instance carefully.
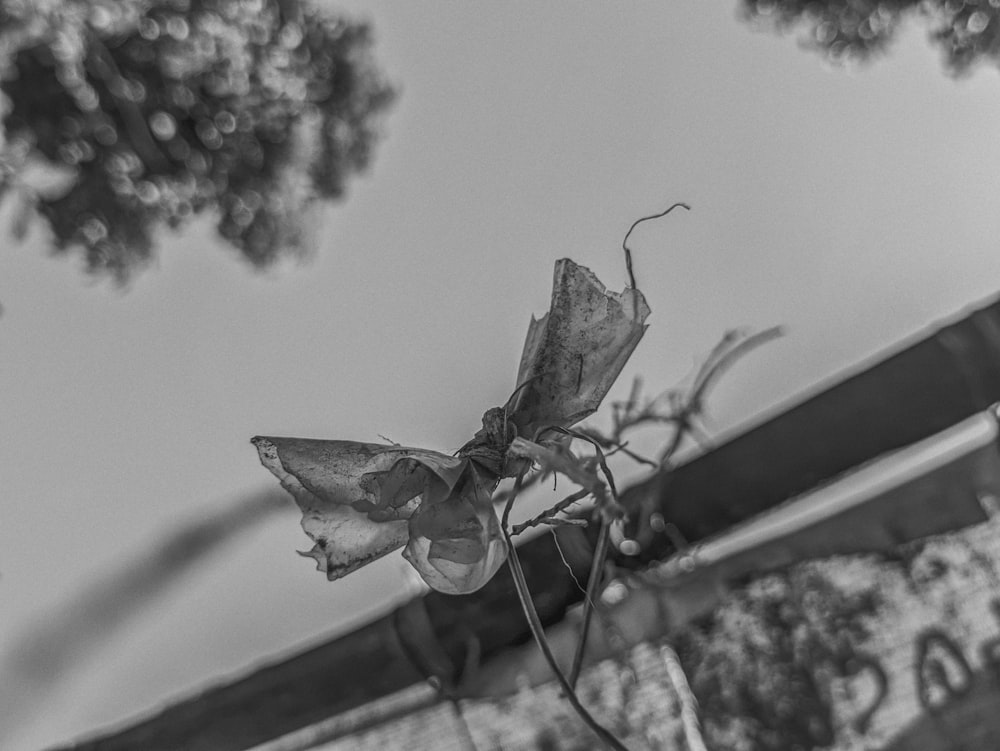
[0,0,395,281]
[742,0,1000,74]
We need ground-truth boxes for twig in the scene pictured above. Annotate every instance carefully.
[533,428,623,694]
[575,428,658,468]
[545,427,621,504]
[511,487,590,535]
[686,326,784,418]
[660,325,784,465]
[538,516,588,528]
[580,328,784,468]
[569,516,611,689]
[662,522,690,552]
[500,469,530,531]
[610,443,658,467]
[554,430,621,689]
[657,414,692,467]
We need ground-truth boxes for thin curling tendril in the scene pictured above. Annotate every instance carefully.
[622,202,690,290]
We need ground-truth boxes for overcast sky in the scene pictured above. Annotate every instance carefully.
[5,2,1000,748]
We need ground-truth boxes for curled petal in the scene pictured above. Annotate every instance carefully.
[253,436,469,581]
[297,503,409,581]
[403,463,507,594]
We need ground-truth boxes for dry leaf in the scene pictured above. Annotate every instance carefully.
[506,259,650,439]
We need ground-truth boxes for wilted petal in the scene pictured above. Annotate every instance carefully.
[403,462,507,594]
[508,258,650,438]
[297,503,409,580]
[253,436,468,580]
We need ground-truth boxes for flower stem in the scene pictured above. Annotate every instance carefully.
[569,515,610,689]
[502,520,629,750]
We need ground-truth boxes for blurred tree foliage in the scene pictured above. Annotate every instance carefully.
[742,0,1000,74]
[0,0,395,281]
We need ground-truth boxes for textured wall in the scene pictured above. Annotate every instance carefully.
[292,515,1000,751]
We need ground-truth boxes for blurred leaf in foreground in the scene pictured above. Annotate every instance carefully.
[0,488,288,745]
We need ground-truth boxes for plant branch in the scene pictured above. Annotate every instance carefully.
[511,487,591,536]
[576,430,659,468]
[579,327,785,469]
[569,515,611,689]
